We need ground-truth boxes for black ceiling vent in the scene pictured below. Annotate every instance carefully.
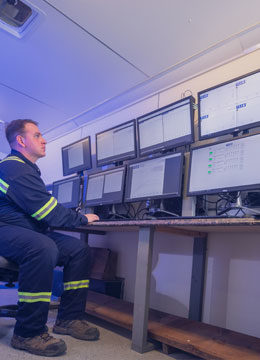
[0,0,41,38]
[0,0,32,28]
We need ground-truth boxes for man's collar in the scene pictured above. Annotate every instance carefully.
[10,149,41,175]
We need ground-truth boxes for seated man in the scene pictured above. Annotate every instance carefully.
[0,119,99,357]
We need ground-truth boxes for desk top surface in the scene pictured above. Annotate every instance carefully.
[57,217,260,237]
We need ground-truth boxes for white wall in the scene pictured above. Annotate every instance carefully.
[39,49,260,337]
[0,152,7,159]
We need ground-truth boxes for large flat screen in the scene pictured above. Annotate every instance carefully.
[188,133,260,196]
[52,176,80,208]
[96,120,136,167]
[85,166,126,206]
[124,152,183,203]
[137,96,194,157]
[198,69,260,140]
[62,136,92,176]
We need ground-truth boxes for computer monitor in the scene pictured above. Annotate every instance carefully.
[188,133,260,196]
[62,136,92,176]
[124,152,183,203]
[198,69,260,140]
[85,166,126,206]
[96,120,136,167]
[137,96,194,157]
[52,176,81,208]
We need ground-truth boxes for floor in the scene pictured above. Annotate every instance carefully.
[0,283,202,360]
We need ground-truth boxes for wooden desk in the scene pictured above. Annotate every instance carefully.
[56,217,260,354]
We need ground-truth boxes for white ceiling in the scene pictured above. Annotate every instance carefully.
[0,0,260,154]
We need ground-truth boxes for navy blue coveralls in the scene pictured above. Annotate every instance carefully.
[0,150,91,338]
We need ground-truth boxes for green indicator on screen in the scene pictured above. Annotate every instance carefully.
[209,158,212,161]
[208,171,211,174]
[208,164,212,167]
[209,151,213,154]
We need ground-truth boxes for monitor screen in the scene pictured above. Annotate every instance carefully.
[52,176,80,208]
[137,96,194,157]
[198,69,260,140]
[85,166,126,206]
[124,152,183,202]
[96,120,136,167]
[62,136,92,176]
[188,133,260,196]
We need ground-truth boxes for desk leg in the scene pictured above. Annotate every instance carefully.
[80,233,89,244]
[131,226,154,353]
[189,236,207,321]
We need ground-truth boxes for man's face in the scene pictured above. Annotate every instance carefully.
[21,123,47,160]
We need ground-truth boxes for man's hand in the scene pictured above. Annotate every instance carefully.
[85,214,99,223]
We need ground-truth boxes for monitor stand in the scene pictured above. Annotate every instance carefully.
[217,192,243,216]
[145,199,179,219]
[217,192,260,217]
[77,171,85,211]
[108,205,129,220]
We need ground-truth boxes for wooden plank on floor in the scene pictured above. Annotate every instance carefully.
[86,291,260,360]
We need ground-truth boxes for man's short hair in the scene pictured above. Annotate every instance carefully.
[5,119,38,146]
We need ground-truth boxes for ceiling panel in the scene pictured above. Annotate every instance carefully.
[0,0,147,118]
[0,81,68,153]
[45,0,260,76]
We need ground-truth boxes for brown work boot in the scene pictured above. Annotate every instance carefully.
[53,319,100,341]
[11,331,67,356]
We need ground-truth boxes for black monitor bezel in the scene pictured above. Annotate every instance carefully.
[124,151,184,203]
[52,175,80,208]
[62,136,92,176]
[95,119,137,167]
[187,133,260,196]
[198,68,260,140]
[85,165,126,207]
[137,96,195,157]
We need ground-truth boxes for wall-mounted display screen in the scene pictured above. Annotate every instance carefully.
[198,69,260,139]
[85,166,126,206]
[96,120,136,167]
[62,136,92,176]
[188,133,260,196]
[124,152,183,203]
[137,96,194,157]
[52,175,80,208]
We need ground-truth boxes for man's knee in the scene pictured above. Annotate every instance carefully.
[29,235,59,267]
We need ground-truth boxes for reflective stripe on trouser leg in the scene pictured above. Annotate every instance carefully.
[63,280,89,291]
[18,291,52,303]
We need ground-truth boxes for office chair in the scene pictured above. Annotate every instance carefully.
[0,255,59,318]
[0,255,19,317]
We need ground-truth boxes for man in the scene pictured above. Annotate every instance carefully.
[0,119,100,356]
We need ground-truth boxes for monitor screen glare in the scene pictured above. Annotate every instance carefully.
[96,120,136,166]
[188,133,260,195]
[138,97,194,156]
[199,70,260,139]
[125,152,183,202]
[86,166,125,206]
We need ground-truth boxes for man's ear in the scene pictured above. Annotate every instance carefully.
[16,134,26,148]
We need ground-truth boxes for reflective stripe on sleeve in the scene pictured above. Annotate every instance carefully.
[0,178,9,194]
[31,196,57,221]
[0,156,25,164]
[18,291,51,303]
[63,280,89,291]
